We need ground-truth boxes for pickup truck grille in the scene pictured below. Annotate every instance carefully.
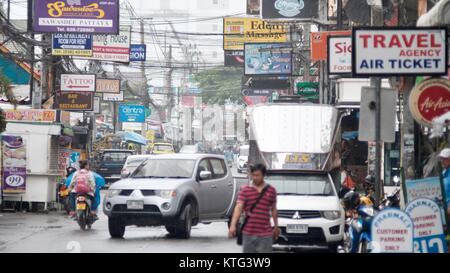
[112,204,160,213]
[118,190,156,196]
[278,210,321,219]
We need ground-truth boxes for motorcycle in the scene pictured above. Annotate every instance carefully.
[378,189,401,210]
[75,194,95,230]
[345,205,376,253]
[57,181,71,214]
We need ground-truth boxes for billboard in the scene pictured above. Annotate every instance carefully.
[4,109,56,123]
[311,31,351,61]
[96,79,121,94]
[130,44,147,62]
[224,50,245,67]
[33,0,120,34]
[247,0,261,15]
[328,36,352,74]
[55,92,94,111]
[83,26,131,63]
[244,43,292,75]
[2,136,27,193]
[60,74,96,92]
[261,0,319,19]
[119,105,145,123]
[223,18,288,51]
[352,28,448,76]
[52,33,93,57]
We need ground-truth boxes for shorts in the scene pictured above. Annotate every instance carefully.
[242,234,273,253]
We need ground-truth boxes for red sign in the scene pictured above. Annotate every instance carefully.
[311,30,351,61]
[409,78,450,127]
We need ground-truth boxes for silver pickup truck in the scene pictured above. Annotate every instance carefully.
[103,153,247,239]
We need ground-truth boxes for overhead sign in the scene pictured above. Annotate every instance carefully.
[2,136,27,193]
[405,198,448,253]
[102,92,124,102]
[244,43,292,76]
[130,44,147,62]
[225,50,245,67]
[55,92,94,111]
[409,78,450,127]
[33,0,120,34]
[60,74,96,92]
[261,0,319,19]
[328,36,352,74]
[352,28,448,76]
[4,109,56,123]
[311,31,351,61]
[119,105,146,123]
[84,26,131,63]
[371,209,414,253]
[52,33,93,57]
[247,0,260,15]
[223,18,288,51]
[96,78,120,94]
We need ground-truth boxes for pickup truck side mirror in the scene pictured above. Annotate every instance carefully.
[121,170,131,179]
[199,171,212,180]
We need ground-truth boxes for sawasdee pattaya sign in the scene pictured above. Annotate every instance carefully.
[352,28,448,76]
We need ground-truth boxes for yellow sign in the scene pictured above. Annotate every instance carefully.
[223,18,288,50]
[284,154,311,164]
[146,130,155,142]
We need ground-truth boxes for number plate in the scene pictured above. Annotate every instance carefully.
[127,200,144,210]
[286,224,308,234]
[76,203,86,210]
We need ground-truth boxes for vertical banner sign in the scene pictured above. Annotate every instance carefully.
[328,36,352,74]
[244,43,292,75]
[371,209,414,253]
[352,28,448,76]
[2,136,27,193]
[84,26,131,63]
[52,33,93,57]
[33,0,120,34]
[119,105,146,123]
[261,0,319,19]
[405,198,448,253]
[130,44,147,62]
[93,97,101,114]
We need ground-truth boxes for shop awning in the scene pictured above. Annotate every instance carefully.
[116,131,147,146]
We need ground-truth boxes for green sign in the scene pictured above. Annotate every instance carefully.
[297,82,319,102]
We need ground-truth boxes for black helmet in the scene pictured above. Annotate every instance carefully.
[364,175,375,185]
[338,186,351,199]
[343,191,361,210]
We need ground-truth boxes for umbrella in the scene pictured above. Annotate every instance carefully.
[116,131,147,146]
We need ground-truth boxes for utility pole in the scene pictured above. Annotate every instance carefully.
[27,0,39,109]
[371,3,384,205]
[140,19,147,150]
[164,44,173,123]
[303,24,311,83]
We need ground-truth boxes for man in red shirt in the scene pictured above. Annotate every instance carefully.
[229,164,280,253]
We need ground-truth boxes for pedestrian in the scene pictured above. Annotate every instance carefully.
[438,148,450,219]
[228,164,279,253]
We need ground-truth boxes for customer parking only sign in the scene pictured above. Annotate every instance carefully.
[352,28,448,76]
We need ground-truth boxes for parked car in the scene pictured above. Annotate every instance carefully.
[103,153,246,239]
[95,149,134,184]
[179,144,203,154]
[236,145,249,173]
[149,142,175,155]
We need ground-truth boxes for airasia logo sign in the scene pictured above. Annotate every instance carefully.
[409,79,450,127]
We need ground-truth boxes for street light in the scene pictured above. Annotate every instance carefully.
[417,0,450,26]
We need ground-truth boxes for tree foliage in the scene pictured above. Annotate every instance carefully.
[194,67,243,105]
[0,72,16,133]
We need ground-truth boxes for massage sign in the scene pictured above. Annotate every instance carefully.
[352,28,448,76]
[409,78,450,127]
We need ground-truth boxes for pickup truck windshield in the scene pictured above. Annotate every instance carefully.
[132,159,195,178]
[266,175,335,196]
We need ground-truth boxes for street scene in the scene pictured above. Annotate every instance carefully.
[0,0,450,255]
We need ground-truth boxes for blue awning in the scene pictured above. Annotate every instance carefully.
[116,131,147,146]
[342,131,358,140]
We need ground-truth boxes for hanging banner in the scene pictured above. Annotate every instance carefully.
[244,43,292,75]
[352,28,448,76]
[371,209,414,253]
[405,198,448,253]
[4,109,56,123]
[223,18,288,51]
[96,78,120,94]
[55,92,94,111]
[33,0,120,34]
[261,0,319,19]
[130,44,147,62]
[328,36,352,74]
[311,31,351,61]
[408,78,450,127]
[52,33,93,57]
[224,50,245,67]
[60,74,96,92]
[83,26,131,63]
[247,0,261,15]
[102,92,124,102]
[2,135,27,193]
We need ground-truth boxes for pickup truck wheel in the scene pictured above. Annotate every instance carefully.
[176,204,192,239]
[108,217,125,238]
[165,225,176,235]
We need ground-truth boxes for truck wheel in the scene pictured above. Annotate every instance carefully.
[108,217,125,238]
[165,225,176,235]
[176,204,192,239]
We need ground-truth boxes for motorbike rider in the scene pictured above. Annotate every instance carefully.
[361,175,376,206]
[67,160,96,219]
[438,148,450,219]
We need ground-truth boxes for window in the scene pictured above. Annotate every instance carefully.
[210,159,226,178]
[132,159,195,178]
[266,174,335,196]
[102,152,131,163]
[197,159,212,180]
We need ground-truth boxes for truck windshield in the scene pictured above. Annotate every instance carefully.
[132,159,195,179]
[102,152,131,162]
[240,148,249,156]
[154,145,173,152]
[266,174,335,196]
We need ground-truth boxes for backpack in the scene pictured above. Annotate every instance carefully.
[74,170,92,194]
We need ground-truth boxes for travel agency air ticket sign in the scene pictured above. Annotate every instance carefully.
[352,28,448,76]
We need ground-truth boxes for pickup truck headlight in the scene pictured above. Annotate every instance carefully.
[156,190,176,199]
[107,189,121,198]
[322,210,341,220]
